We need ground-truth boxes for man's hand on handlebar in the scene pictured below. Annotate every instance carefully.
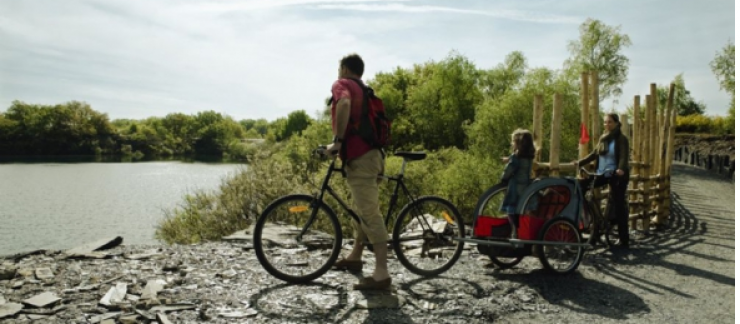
[313,144,339,159]
[326,142,342,156]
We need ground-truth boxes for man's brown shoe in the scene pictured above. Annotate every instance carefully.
[353,277,392,291]
[332,258,363,272]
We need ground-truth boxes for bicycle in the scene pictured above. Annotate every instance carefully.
[579,168,621,248]
[252,146,465,284]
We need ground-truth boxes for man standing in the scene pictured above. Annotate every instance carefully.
[326,53,391,290]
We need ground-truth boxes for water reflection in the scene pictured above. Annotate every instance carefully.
[0,158,241,255]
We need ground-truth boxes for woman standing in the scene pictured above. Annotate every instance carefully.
[575,113,631,249]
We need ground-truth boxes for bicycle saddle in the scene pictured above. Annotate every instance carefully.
[394,151,427,161]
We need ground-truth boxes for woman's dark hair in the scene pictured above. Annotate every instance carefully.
[606,113,622,129]
[512,128,536,159]
[340,53,364,77]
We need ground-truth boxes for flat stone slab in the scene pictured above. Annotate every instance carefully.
[27,314,49,320]
[22,292,61,308]
[0,303,23,319]
[140,279,166,300]
[157,313,174,324]
[222,229,251,241]
[90,312,121,324]
[149,304,197,313]
[99,283,127,307]
[0,264,16,280]
[119,315,139,324]
[64,237,123,258]
[0,294,5,305]
[123,252,162,260]
[35,268,54,280]
[219,309,258,318]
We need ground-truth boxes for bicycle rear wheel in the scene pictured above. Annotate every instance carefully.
[253,194,342,284]
[392,196,465,277]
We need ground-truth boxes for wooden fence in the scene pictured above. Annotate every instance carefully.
[530,71,677,232]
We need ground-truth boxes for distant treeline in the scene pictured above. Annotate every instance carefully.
[0,101,313,160]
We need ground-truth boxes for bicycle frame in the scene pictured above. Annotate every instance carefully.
[300,156,422,241]
[579,169,616,237]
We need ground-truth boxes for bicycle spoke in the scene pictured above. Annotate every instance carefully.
[393,196,464,277]
[254,195,341,283]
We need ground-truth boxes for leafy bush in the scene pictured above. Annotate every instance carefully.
[676,114,733,134]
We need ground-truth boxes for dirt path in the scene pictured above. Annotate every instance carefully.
[497,162,735,323]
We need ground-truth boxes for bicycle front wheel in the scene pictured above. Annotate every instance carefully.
[253,194,342,284]
[392,196,465,277]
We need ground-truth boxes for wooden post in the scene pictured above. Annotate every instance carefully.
[633,96,642,167]
[550,93,564,177]
[533,95,544,163]
[666,108,678,176]
[649,84,659,226]
[630,96,642,230]
[658,83,676,225]
[590,71,601,149]
[580,73,590,161]
[645,90,655,231]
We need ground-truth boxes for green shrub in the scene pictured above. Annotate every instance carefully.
[676,114,733,134]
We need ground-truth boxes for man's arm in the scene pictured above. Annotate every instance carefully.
[334,97,351,139]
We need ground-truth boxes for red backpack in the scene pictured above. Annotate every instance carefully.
[335,78,392,149]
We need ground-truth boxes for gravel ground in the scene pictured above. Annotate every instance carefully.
[0,163,734,324]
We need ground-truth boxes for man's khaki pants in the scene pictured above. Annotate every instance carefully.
[345,149,386,244]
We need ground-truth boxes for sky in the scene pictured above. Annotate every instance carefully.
[0,0,736,121]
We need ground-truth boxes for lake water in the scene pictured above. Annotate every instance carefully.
[0,160,243,255]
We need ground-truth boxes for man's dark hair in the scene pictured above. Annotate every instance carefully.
[340,53,364,77]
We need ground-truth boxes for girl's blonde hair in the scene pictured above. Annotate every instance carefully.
[511,128,536,159]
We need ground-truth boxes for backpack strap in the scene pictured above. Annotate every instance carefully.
[346,78,370,118]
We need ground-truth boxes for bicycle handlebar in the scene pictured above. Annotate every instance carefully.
[580,167,615,178]
[313,145,341,159]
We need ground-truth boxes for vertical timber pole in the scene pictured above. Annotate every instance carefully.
[580,73,591,163]
[550,93,564,177]
[630,96,642,230]
[590,71,601,150]
[533,94,544,170]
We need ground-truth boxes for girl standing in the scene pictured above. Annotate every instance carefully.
[500,129,536,238]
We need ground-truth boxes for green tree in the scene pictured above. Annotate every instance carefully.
[468,67,581,163]
[282,110,312,139]
[564,18,632,102]
[405,52,483,149]
[710,40,734,130]
[479,51,528,99]
[657,74,706,116]
[240,119,257,132]
[710,40,735,95]
[368,67,418,150]
[252,119,269,137]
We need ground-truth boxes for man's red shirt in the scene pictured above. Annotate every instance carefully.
[331,78,373,161]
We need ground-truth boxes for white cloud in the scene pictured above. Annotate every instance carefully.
[0,0,734,121]
[314,3,582,24]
